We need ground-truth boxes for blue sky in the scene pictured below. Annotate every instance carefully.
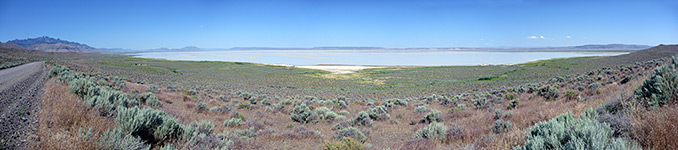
[0,0,676,49]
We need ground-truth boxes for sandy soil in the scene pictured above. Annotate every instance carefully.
[296,65,385,74]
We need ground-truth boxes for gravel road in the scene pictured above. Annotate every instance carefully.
[0,61,48,149]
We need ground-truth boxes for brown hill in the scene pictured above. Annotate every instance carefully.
[0,42,26,50]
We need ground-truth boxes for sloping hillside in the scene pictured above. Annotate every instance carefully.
[606,44,678,62]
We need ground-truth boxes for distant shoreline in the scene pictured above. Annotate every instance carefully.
[129,50,628,73]
[130,49,636,54]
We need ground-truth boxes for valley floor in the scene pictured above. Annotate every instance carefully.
[1,45,678,149]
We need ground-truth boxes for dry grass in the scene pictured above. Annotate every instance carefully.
[470,76,647,149]
[33,79,114,149]
[631,106,678,149]
[400,138,437,150]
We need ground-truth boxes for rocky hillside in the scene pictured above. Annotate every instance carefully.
[7,36,101,52]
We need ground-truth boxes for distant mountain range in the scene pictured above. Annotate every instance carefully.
[227,44,651,51]
[0,36,656,53]
[571,44,651,50]
[6,36,102,52]
[145,46,203,52]
[229,47,386,50]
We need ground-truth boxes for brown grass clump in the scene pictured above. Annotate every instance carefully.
[400,138,437,150]
[631,106,678,150]
[33,79,114,149]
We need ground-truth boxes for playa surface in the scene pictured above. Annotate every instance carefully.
[296,65,385,74]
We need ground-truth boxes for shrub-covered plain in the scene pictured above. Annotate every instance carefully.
[21,45,678,149]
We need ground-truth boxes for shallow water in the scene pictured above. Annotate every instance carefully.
[133,50,626,66]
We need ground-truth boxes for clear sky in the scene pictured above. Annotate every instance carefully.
[0,0,676,49]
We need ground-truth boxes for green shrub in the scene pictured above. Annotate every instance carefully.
[332,121,350,130]
[322,137,365,150]
[634,62,678,108]
[504,92,518,100]
[68,77,100,98]
[332,96,349,108]
[249,96,259,104]
[116,107,182,143]
[367,105,389,120]
[448,104,466,113]
[216,96,228,102]
[490,119,512,133]
[196,102,207,113]
[291,103,312,123]
[513,111,639,150]
[235,127,256,139]
[456,104,466,110]
[507,99,519,109]
[187,89,198,95]
[339,110,350,115]
[413,122,447,141]
[472,97,487,109]
[564,90,578,100]
[238,91,253,100]
[261,99,271,105]
[146,85,160,93]
[49,64,70,77]
[208,106,219,112]
[281,99,293,105]
[505,111,513,118]
[385,98,408,107]
[138,92,162,107]
[85,87,130,116]
[154,117,184,143]
[608,75,618,83]
[348,111,373,127]
[588,82,602,91]
[333,127,366,143]
[98,128,150,150]
[414,105,428,113]
[620,75,633,84]
[189,120,215,136]
[421,110,442,124]
[423,94,448,104]
[209,105,232,114]
[235,102,251,109]
[78,127,93,140]
[439,97,454,106]
[313,107,338,122]
[494,109,504,119]
[537,85,559,101]
[336,115,346,121]
[111,76,125,89]
[224,118,242,127]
